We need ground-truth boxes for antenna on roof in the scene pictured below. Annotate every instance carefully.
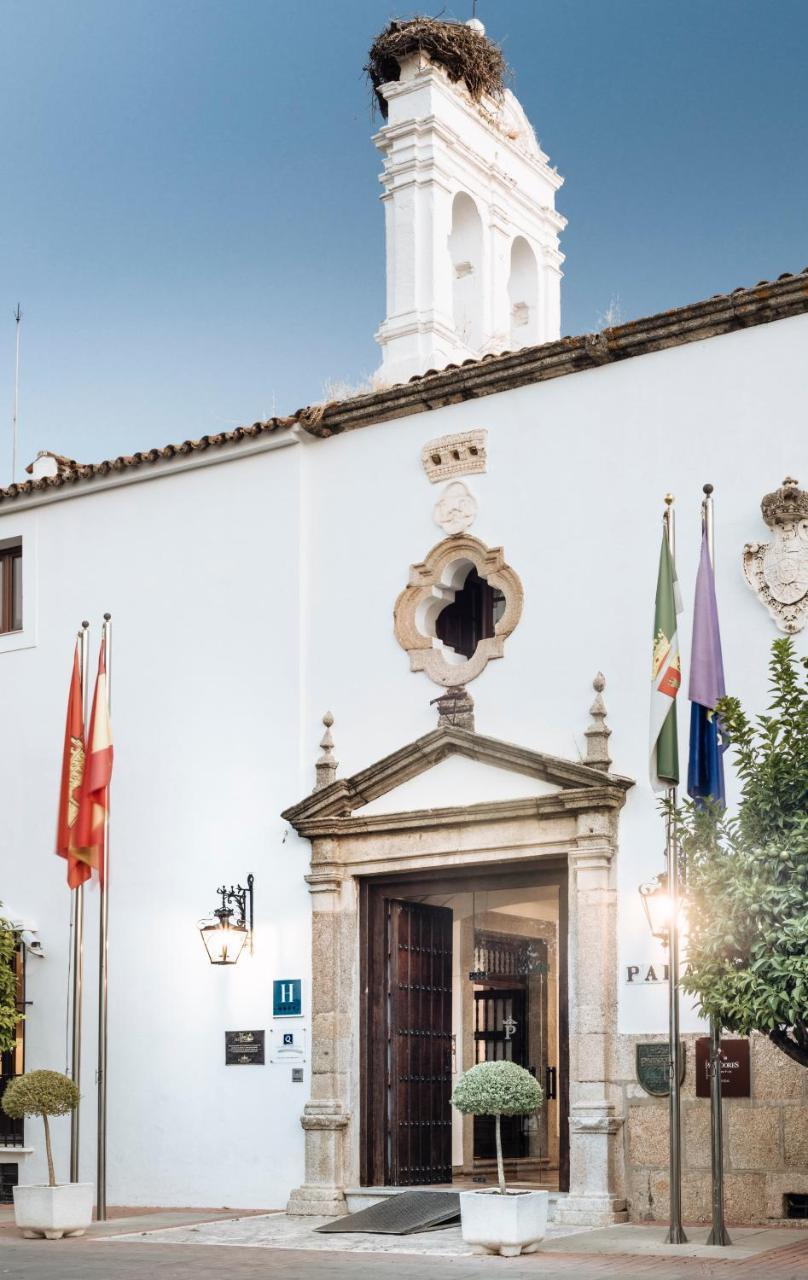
[11,304,22,484]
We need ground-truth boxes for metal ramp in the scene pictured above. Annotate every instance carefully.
[316,1189,460,1235]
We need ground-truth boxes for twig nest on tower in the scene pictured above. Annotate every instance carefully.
[366,18,508,117]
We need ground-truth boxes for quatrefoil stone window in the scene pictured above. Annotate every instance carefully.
[393,534,524,687]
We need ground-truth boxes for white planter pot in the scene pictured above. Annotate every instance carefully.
[459,1188,548,1257]
[13,1183,94,1240]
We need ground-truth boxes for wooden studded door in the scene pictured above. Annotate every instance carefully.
[386,900,453,1186]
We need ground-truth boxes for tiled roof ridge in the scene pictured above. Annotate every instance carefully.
[2,266,807,506]
[24,450,82,475]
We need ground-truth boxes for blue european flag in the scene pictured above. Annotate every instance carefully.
[687,530,726,809]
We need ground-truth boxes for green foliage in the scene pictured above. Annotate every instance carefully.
[452,1060,543,1117]
[0,906,19,1054]
[1,1070,80,1120]
[679,638,808,1067]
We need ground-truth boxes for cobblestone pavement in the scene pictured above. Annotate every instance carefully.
[1,1236,808,1280]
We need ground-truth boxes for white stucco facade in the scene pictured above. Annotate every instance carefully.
[1,28,807,1223]
[1,305,806,1211]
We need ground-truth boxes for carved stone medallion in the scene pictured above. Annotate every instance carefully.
[743,477,808,634]
[433,480,478,535]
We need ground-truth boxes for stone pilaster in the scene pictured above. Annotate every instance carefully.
[287,865,351,1216]
[556,1102,627,1225]
[286,1100,350,1216]
[559,813,627,1224]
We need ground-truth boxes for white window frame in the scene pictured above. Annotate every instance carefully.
[0,529,37,655]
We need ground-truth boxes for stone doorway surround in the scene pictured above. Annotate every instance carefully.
[281,720,633,1227]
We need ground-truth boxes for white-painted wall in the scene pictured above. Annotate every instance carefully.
[1,312,806,1206]
[1,443,312,1208]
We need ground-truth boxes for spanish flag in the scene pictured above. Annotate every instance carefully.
[56,643,89,888]
[74,634,113,881]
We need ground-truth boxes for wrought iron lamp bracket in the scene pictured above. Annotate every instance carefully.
[215,874,255,935]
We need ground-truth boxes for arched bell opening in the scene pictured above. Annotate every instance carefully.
[508,236,539,348]
[449,193,484,351]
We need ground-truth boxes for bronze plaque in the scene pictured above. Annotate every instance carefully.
[636,1042,686,1097]
[225,1030,265,1065]
[695,1038,750,1098]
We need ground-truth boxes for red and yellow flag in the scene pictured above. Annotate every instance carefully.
[56,643,89,889]
[74,634,113,882]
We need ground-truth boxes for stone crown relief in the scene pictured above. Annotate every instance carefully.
[421,430,487,483]
[394,533,523,687]
[743,476,808,634]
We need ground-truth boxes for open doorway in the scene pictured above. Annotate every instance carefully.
[359,862,568,1192]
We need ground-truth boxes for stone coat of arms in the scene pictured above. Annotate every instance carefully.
[743,477,808,634]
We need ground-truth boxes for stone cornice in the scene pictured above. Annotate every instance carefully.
[282,724,633,832]
[375,68,559,186]
[292,786,628,842]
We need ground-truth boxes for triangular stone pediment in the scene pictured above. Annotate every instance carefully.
[282,725,632,830]
[359,755,562,816]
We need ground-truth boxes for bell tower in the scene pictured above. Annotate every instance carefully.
[371,19,566,388]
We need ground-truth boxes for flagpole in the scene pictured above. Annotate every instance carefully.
[663,495,687,1245]
[69,621,90,1183]
[11,305,21,485]
[701,484,732,1247]
[96,614,111,1220]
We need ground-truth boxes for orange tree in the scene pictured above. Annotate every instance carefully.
[0,906,17,1053]
[679,639,808,1067]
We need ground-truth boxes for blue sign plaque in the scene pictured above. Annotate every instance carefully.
[273,978,302,1018]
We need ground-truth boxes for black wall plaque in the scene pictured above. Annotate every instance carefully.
[636,1042,686,1096]
[225,1030,265,1065]
[695,1038,750,1098]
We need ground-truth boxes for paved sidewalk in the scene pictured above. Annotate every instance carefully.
[107,1209,808,1264]
[0,1203,268,1238]
[107,1208,589,1255]
[1,1235,808,1280]
[2,1205,806,1280]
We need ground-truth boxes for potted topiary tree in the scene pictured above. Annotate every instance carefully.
[1,1070,92,1239]
[451,1060,546,1257]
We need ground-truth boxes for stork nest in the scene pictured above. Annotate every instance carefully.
[366,18,507,117]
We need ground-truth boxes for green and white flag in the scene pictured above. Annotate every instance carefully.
[650,524,683,791]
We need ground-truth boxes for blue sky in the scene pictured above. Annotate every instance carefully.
[2,0,806,475]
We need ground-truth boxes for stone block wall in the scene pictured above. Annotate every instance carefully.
[617,1032,808,1225]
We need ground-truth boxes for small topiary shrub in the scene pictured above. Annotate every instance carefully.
[2,1070,80,1186]
[452,1061,543,1193]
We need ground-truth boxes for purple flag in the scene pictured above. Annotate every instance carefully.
[688,532,725,709]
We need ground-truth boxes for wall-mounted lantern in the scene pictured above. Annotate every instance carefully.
[198,874,254,965]
[638,871,686,944]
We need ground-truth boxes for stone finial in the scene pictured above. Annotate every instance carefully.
[431,685,475,732]
[314,712,338,791]
[584,673,612,772]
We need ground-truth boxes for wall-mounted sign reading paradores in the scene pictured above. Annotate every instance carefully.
[273,979,303,1017]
